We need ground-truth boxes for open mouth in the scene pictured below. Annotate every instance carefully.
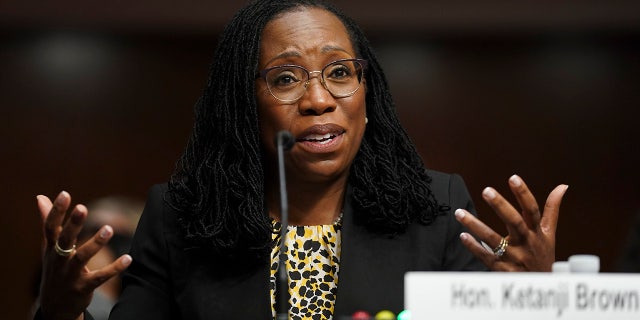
[298,132,342,144]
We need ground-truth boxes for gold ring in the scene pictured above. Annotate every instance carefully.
[54,240,76,257]
[493,237,508,258]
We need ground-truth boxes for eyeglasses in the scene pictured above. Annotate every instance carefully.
[257,58,367,103]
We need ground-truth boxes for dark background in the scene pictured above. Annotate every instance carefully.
[1,1,639,319]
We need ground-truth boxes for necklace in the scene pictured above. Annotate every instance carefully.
[271,211,344,229]
[333,211,344,226]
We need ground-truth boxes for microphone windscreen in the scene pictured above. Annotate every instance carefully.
[275,130,295,151]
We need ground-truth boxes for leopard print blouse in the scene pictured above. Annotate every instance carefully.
[270,217,342,319]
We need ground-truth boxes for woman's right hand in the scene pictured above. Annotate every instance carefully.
[37,191,132,320]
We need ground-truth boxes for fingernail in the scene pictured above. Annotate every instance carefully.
[122,255,132,267]
[483,187,496,200]
[459,233,468,241]
[454,209,465,220]
[509,174,522,187]
[100,226,113,239]
[54,191,68,205]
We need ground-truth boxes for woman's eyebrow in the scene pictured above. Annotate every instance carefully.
[265,50,302,65]
[321,45,349,54]
[265,46,350,66]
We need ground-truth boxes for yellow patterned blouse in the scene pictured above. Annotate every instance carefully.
[270,217,342,319]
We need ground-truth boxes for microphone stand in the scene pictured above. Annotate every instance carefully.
[275,131,293,320]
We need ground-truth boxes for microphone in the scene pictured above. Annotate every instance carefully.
[275,130,295,152]
[275,130,294,319]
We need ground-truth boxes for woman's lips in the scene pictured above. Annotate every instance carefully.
[296,124,345,153]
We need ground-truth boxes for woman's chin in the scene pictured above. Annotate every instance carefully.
[289,159,350,184]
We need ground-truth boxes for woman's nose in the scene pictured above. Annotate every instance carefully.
[297,77,336,115]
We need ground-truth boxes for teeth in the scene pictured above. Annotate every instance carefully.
[304,133,334,142]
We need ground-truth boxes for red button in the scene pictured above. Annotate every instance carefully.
[352,310,371,319]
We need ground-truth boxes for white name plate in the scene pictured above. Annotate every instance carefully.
[405,272,640,320]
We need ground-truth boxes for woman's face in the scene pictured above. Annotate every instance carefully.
[256,7,367,183]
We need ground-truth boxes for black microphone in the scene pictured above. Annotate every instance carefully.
[275,130,294,319]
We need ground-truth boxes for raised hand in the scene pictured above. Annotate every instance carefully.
[37,191,132,320]
[455,175,569,271]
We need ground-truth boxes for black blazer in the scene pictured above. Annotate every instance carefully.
[108,170,485,319]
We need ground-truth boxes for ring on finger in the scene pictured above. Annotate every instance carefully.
[54,240,76,257]
[493,237,509,258]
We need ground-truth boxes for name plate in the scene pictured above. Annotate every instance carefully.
[405,272,640,319]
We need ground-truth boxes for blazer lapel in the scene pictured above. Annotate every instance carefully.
[333,190,412,317]
[176,247,273,319]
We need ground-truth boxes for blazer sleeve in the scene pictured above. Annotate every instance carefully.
[441,173,488,271]
[109,184,180,320]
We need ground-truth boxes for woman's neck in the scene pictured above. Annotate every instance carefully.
[266,174,347,226]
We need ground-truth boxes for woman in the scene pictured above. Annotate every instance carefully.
[36,0,568,319]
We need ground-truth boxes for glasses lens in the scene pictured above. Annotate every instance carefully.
[265,66,307,102]
[323,60,364,98]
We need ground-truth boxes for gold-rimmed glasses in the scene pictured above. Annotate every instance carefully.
[257,58,367,103]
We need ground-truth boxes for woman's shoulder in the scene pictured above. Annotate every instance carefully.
[147,182,169,197]
[144,182,177,210]
[425,169,469,194]
[135,183,181,233]
[425,169,453,184]
[423,169,475,216]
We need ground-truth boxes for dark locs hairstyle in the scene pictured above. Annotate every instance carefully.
[168,0,440,260]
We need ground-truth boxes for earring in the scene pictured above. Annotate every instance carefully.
[365,117,369,124]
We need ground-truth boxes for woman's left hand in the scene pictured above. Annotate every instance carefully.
[455,174,569,271]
